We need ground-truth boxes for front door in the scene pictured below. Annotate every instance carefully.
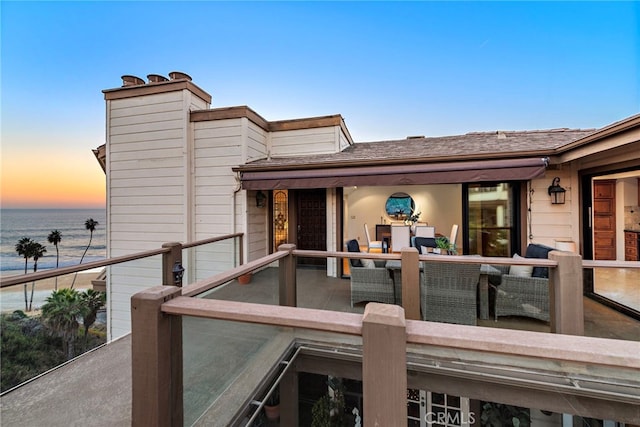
[295,189,327,267]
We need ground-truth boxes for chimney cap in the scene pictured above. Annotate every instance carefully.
[147,74,169,83]
[121,75,146,87]
[169,71,192,81]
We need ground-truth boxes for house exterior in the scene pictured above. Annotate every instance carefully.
[100,72,640,340]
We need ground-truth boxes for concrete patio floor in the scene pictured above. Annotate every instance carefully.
[1,266,638,426]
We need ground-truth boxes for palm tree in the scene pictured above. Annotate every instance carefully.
[80,289,106,347]
[41,288,83,360]
[47,230,62,290]
[27,243,47,311]
[71,218,99,289]
[15,237,36,311]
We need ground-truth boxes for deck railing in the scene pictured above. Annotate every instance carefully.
[131,245,640,426]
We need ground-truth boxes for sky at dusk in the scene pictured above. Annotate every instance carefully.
[1,1,638,209]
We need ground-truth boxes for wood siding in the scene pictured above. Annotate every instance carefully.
[270,127,340,157]
[528,171,577,249]
[106,89,208,339]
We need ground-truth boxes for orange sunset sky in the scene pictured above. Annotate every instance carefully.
[1,146,105,209]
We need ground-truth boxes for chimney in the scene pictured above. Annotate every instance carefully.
[147,74,169,83]
[121,75,146,87]
[497,131,507,139]
[169,71,192,81]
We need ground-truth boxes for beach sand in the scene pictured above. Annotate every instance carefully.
[0,270,102,313]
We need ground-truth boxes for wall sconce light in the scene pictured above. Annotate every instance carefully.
[172,261,185,286]
[547,177,566,205]
[256,190,267,208]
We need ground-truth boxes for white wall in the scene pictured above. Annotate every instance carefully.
[528,171,577,249]
[270,127,339,157]
[344,184,462,249]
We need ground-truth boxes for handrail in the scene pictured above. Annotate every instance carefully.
[0,247,171,289]
[181,233,244,249]
[160,296,640,370]
[0,232,244,289]
[162,297,363,335]
[293,249,558,267]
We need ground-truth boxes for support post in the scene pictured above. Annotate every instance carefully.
[131,285,183,427]
[363,303,407,424]
[401,247,421,320]
[278,244,297,307]
[162,242,183,286]
[549,250,584,335]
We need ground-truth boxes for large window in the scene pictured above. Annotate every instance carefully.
[465,183,519,257]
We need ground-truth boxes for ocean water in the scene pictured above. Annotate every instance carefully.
[0,209,106,274]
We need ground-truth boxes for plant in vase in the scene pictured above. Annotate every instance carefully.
[434,237,450,254]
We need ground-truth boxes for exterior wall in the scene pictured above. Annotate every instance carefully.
[270,127,340,157]
[338,128,351,151]
[528,170,577,249]
[106,89,208,339]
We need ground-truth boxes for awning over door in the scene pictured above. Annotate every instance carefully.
[240,157,549,190]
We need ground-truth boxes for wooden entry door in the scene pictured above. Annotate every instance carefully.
[593,180,616,260]
[296,189,327,266]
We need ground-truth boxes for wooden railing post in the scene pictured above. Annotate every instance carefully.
[549,250,584,335]
[162,242,183,286]
[131,285,183,427]
[278,244,297,307]
[363,303,407,424]
[401,247,421,320]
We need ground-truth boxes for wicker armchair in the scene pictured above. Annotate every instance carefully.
[494,275,550,322]
[493,243,553,322]
[420,261,481,325]
[346,239,395,307]
[350,266,396,307]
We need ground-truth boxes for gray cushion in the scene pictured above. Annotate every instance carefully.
[346,239,363,267]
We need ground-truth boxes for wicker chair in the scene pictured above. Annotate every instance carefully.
[493,275,550,322]
[493,243,553,322]
[346,239,395,307]
[420,261,481,325]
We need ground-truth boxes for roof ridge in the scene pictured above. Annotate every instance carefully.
[466,128,595,136]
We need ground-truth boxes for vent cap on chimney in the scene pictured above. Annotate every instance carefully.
[147,74,169,83]
[169,71,192,81]
[121,75,146,87]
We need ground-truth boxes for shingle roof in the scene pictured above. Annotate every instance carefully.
[243,128,596,170]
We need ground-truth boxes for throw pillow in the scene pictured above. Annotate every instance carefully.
[509,254,533,277]
[361,258,376,269]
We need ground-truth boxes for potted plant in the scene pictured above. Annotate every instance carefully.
[434,237,450,254]
[238,272,252,285]
[264,386,280,421]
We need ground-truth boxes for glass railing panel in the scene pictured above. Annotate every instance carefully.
[0,268,109,392]
[186,238,239,283]
[182,315,293,426]
[592,265,640,314]
[196,265,282,305]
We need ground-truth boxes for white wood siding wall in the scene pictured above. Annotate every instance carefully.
[270,127,339,157]
[246,122,269,261]
[106,90,207,339]
[528,170,577,249]
[339,129,352,151]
